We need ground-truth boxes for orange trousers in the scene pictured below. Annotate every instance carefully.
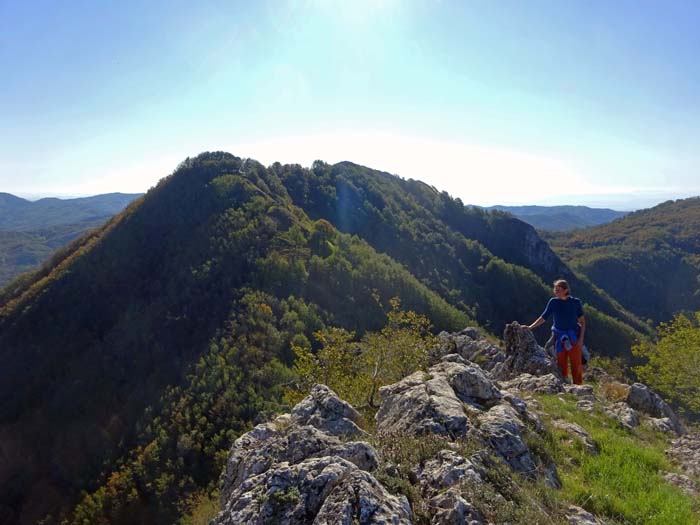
[557,344,583,385]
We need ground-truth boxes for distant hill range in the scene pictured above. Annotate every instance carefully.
[487,205,628,231]
[544,197,700,324]
[0,192,142,286]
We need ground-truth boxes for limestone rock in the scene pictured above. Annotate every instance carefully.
[291,384,366,437]
[501,390,545,433]
[576,400,595,412]
[434,328,504,371]
[375,370,470,437]
[314,468,413,524]
[429,489,485,525]
[566,505,601,525]
[646,417,679,435]
[564,384,595,400]
[416,449,483,494]
[498,373,564,394]
[584,366,616,384]
[544,461,562,489]
[626,383,684,435]
[604,402,639,430]
[218,385,393,523]
[216,456,411,525]
[667,432,700,478]
[494,323,560,380]
[431,356,502,406]
[551,421,598,454]
[477,404,537,477]
[375,358,502,437]
[663,472,697,496]
[220,419,378,505]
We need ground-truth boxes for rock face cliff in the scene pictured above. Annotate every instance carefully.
[213,324,692,524]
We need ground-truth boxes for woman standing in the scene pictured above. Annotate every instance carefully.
[528,279,586,385]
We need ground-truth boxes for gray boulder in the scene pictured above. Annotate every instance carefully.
[291,384,366,437]
[498,373,564,394]
[435,328,504,371]
[564,384,595,400]
[217,385,411,524]
[626,383,684,435]
[415,449,483,494]
[375,370,470,437]
[476,404,537,478]
[646,417,679,435]
[576,400,595,412]
[216,456,411,525]
[604,402,639,430]
[431,356,502,406]
[375,357,502,438]
[667,432,700,478]
[429,489,485,525]
[566,505,602,525]
[494,323,560,380]
[220,422,378,504]
[314,468,413,524]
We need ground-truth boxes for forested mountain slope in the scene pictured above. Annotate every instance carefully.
[544,197,700,324]
[276,160,647,341]
[0,192,141,286]
[0,153,646,524]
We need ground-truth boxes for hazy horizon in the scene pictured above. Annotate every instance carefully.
[2,1,699,209]
[8,177,696,212]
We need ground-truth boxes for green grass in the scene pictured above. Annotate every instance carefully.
[536,393,699,525]
[178,490,220,525]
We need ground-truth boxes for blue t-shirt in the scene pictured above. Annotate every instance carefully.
[541,297,584,331]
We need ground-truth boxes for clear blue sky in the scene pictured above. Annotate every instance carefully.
[1,0,699,208]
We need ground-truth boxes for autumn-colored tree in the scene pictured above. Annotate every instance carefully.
[288,298,437,408]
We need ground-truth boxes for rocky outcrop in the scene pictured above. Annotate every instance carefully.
[604,402,639,430]
[290,383,367,437]
[626,383,684,435]
[214,325,693,525]
[428,490,485,525]
[434,328,504,371]
[218,456,411,525]
[495,323,560,380]
[476,403,539,478]
[667,432,700,479]
[216,385,410,524]
[563,384,595,400]
[374,369,471,438]
[415,449,483,493]
[498,373,563,394]
[375,355,501,438]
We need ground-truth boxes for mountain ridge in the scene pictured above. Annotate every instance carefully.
[0,152,649,524]
[485,204,628,231]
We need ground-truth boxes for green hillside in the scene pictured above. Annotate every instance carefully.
[544,197,700,324]
[0,153,647,524]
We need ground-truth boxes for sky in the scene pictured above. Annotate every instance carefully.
[1,0,699,209]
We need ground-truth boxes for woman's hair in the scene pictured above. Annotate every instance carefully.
[553,279,570,296]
